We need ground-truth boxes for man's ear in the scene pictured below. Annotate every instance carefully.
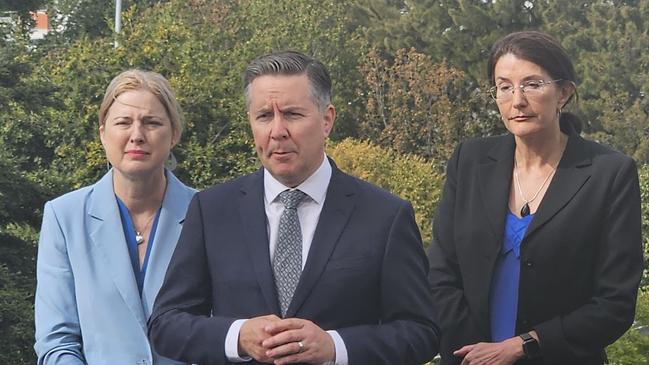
[322,104,336,137]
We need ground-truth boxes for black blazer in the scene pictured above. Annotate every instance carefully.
[149,162,440,364]
[428,132,643,365]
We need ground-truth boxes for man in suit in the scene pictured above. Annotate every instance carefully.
[148,51,439,364]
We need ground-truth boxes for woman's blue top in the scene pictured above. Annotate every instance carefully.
[489,211,533,342]
[116,196,161,296]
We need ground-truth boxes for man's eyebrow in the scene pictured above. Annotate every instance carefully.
[278,105,308,112]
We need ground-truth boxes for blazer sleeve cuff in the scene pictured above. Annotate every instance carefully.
[533,318,568,363]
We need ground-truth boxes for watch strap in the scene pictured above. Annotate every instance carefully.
[520,333,533,341]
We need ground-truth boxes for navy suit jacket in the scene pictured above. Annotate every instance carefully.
[428,131,643,365]
[149,161,440,364]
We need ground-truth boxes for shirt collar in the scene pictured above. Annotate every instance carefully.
[264,154,332,205]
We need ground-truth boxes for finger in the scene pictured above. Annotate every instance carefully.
[460,351,478,365]
[273,348,311,365]
[265,318,305,334]
[454,344,475,356]
[274,354,304,365]
[251,352,276,364]
[241,344,275,364]
[265,340,303,359]
[260,314,282,326]
[262,329,303,349]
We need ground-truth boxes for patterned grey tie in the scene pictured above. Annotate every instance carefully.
[273,189,307,317]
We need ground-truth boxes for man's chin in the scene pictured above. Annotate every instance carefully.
[267,167,305,188]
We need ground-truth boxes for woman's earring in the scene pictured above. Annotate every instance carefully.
[165,151,177,171]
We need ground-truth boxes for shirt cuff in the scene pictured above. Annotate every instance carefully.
[225,319,252,362]
[326,330,348,365]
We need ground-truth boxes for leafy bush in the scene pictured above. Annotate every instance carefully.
[328,138,443,244]
[606,291,649,365]
[637,165,649,288]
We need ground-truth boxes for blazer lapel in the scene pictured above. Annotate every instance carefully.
[473,136,516,335]
[142,172,195,320]
[286,165,357,317]
[478,136,515,257]
[525,133,592,238]
[87,171,147,328]
[239,169,281,315]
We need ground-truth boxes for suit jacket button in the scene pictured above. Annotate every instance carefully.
[524,260,534,267]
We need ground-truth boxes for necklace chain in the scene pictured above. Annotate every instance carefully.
[514,159,557,216]
[135,211,157,245]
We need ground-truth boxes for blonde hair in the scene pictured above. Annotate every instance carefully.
[99,69,184,139]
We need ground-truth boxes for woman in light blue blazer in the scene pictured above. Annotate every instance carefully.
[35,69,196,365]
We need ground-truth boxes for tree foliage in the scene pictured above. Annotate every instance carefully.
[45,0,167,40]
[360,47,503,162]
[0,36,48,363]
[0,149,43,363]
[637,165,649,288]
[31,0,367,191]
[355,0,649,162]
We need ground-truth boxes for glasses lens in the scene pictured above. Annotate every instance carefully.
[492,80,557,101]
[522,81,544,95]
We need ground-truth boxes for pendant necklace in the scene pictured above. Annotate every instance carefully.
[514,159,556,217]
[135,213,157,245]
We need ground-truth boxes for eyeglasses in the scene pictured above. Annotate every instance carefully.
[489,79,562,101]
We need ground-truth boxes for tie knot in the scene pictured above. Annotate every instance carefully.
[279,189,307,209]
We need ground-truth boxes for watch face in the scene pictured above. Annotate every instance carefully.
[523,337,542,359]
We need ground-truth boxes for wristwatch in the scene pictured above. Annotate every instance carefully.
[520,333,542,359]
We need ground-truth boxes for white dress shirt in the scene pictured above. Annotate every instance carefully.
[224,156,348,364]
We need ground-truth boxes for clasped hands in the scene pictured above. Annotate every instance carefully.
[238,314,335,364]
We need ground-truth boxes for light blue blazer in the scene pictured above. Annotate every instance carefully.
[35,170,196,365]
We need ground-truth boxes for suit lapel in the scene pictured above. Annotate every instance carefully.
[141,172,195,320]
[87,171,147,328]
[473,136,515,335]
[478,136,515,256]
[286,166,357,317]
[525,133,592,238]
[239,169,281,314]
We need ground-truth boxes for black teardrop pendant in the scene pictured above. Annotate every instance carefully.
[520,203,531,217]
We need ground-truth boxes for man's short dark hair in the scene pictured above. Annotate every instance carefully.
[243,50,332,110]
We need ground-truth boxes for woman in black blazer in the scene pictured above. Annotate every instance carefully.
[428,31,643,365]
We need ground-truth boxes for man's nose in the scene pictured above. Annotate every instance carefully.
[270,116,289,139]
[269,107,289,139]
